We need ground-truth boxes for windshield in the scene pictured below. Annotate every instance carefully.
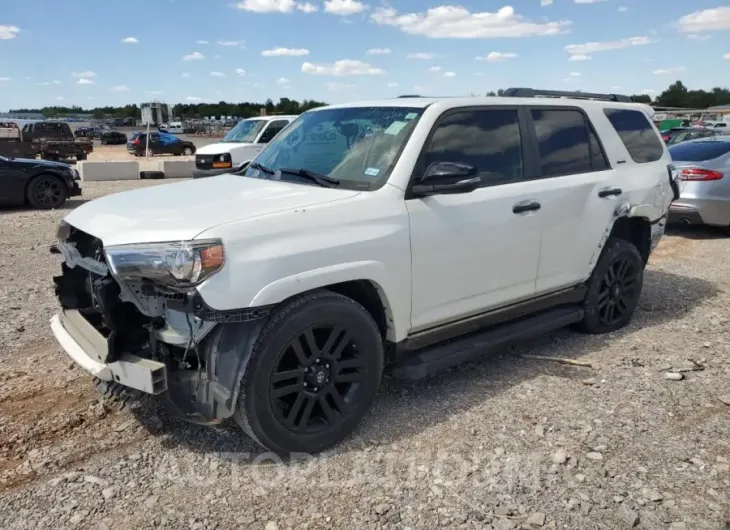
[242,106,423,190]
[222,119,266,143]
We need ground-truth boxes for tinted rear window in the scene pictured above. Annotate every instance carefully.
[604,108,664,163]
[669,141,730,162]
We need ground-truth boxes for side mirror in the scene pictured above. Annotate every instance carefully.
[411,162,481,197]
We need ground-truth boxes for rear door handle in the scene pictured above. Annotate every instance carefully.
[512,200,541,214]
[598,187,622,198]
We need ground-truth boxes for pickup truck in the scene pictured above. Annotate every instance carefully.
[0,121,93,161]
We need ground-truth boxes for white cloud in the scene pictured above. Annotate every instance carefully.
[653,67,686,75]
[574,0,605,3]
[617,6,628,12]
[186,96,202,102]
[569,54,591,61]
[724,53,730,60]
[371,5,570,39]
[387,82,399,87]
[302,59,385,75]
[277,77,290,84]
[641,89,656,95]
[183,51,205,61]
[324,0,367,16]
[182,72,191,78]
[147,90,163,95]
[366,47,391,55]
[407,52,436,59]
[428,66,442,72]
[110,85,129,92]
[474,72,484,76]
[541,0,553,5]
[196,40,209,44]
[443,71,456,78]
[236,0,295,13]
[677,7,730,32]
[570,72,581,77]
[0,77,10,81]
[612,85,622,90]
[56,96,64,101]
[0,25,20,40]
[686,34,711,41]
[297,2,318,12]
[77,78,94,85]
[218,40,243,46]
[326,82,355,91]
[476,52,517,61]
[262,47,310,56]
[210,71,226,77]
[235,68,246,76]
[565,36,652,56]
[121,36,138,44]
[71,70,97,78]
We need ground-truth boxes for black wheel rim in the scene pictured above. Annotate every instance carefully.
[597,257,639,326]
[269,325,365,434]
[34,179,63,207]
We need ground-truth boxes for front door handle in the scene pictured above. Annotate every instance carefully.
[512,200,541,214]
[598,187,623,198]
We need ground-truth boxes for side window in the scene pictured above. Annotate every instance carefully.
[421,108,523,187]
[258,120,289,144]
[531,108,606,177]
[603,108,664,163]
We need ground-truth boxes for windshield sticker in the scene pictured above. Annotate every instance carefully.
[404,113,418,120]
[384,121,407,136]
[364,167,380,177]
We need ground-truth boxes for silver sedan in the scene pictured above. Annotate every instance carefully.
[668,136,730,230]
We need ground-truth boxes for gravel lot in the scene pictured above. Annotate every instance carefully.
[1,180,729,530]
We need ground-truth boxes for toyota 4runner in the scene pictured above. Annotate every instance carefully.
[50,88,679,455]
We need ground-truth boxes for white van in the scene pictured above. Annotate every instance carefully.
[192,115,296,178]
[166,121,184,134]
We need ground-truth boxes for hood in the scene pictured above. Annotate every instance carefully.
[196,142,253,155]
[62,174,359,247]
[11,157,73,170]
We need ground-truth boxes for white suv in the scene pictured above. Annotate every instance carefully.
[50,88,678,454]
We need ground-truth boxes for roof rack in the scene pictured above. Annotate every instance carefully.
[502,88,632,103]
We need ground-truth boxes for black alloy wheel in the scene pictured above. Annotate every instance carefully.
[234,291,384,455]
[578,237,644,334]
[269,325,366,434]
[27,175,65,209]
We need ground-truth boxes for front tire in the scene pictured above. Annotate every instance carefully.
[234,291,384,455]
[578,237,644,334]
[26,174,66,209]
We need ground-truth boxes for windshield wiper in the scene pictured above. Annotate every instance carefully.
[279,168,340,187]
[249,161,275,175]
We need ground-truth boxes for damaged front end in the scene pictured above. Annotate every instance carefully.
[50,222,271,424]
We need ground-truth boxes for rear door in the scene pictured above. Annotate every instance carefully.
[520,106,620,293]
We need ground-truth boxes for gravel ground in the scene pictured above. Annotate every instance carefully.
[1,181,729,530]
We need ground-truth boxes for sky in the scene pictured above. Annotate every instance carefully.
[1,0,729,110]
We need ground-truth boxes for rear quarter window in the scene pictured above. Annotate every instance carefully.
[669,141,730,162]
[603,108,664,163]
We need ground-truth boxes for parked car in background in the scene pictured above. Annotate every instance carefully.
[99,131,128,145]
[165,122,184,134]
[0,121,93,161]
[129,132,196,156]
[0,154,81,209]
[193,115,296,178]
[668,137,730,231]
[666,128,722,146]
[126,132,142,153]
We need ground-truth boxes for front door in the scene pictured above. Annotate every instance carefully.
[406,107,541,332]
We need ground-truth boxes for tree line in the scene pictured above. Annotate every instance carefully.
[8,81,730,119]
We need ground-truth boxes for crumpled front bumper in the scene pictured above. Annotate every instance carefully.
[50,310,167,395]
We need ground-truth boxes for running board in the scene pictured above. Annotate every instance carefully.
[390,306,584,380]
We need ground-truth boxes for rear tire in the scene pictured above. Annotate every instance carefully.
[234,291,384,455]
[26,174,66,209]
[183,146,194,156]
[577,237,644,334]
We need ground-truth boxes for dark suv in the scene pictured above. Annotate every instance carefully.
[128,132,196,156]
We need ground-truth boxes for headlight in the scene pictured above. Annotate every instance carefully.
[104,239,225,288]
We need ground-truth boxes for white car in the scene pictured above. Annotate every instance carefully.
[192,115,296,178]
[50,88,678,454]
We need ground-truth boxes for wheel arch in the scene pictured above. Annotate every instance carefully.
[248,262,399,343]
[608,214,652,264]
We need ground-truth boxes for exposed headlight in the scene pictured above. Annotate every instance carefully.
[104,240,225,288]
